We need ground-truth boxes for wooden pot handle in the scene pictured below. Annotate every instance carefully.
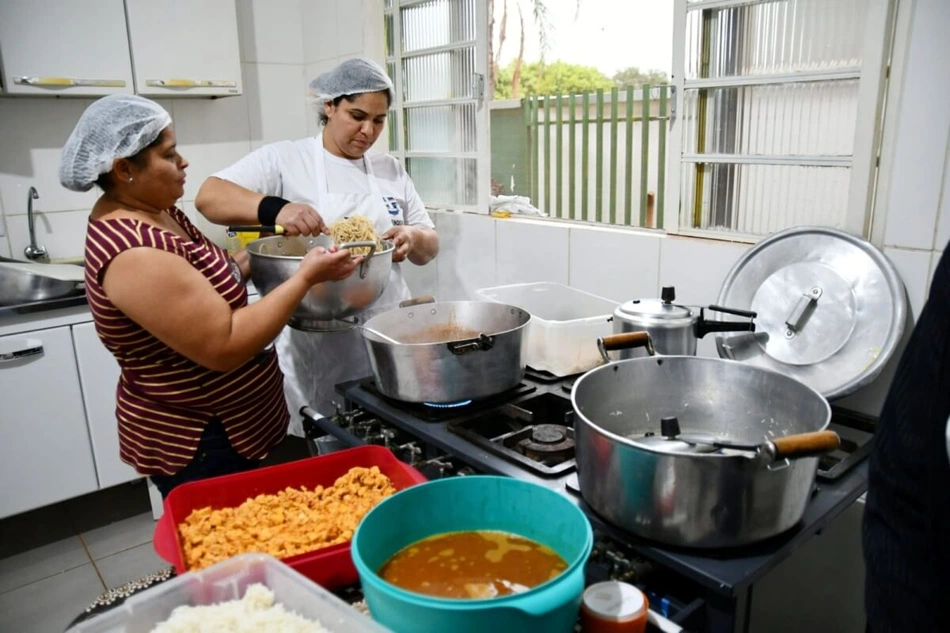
[769,430,840,461]
[597,332,656,361]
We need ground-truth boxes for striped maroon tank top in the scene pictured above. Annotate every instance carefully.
[84,207,288,476]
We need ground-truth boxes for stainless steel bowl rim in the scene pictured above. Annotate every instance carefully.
[570,354,832,458]
[246,237,395,260]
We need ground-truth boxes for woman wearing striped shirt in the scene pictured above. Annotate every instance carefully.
[59,95,361,497]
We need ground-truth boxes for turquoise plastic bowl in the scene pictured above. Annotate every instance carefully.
[352,476,593,633]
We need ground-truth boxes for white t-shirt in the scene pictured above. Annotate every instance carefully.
[212,137,434,231]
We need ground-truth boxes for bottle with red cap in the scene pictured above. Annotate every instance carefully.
[580,580,650,633]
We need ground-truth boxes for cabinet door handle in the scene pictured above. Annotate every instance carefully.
[145,79,238,88]
[0,338,44,363]
[14,76,126,88]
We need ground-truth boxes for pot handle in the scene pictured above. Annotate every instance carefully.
[339,241,377,279]
[597,331,656,362]
[399,295,436,308]
[695,306,758,338]
[765,430,840,461]
[447,333,494,355]
[706,305,757,319]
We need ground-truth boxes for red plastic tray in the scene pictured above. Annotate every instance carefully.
[153,445,427,589]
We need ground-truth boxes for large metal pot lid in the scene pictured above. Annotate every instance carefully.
[714,226,907,400]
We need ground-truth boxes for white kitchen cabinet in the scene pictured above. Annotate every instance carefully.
[125,0,242,98]
[0,326,98,519]
[72,322,141,489]
[0,0,134,97]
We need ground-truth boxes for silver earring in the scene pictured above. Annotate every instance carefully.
[128,177,133,183]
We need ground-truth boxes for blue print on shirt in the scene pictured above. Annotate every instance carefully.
[383,196,405,225]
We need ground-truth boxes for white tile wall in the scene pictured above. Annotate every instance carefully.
[0,99,98,216]
[6,210,90,260]
[884,247,933,319]
[302,0,340,64]
[434,211,496,300]
[882,0,950,250]
[495,219,570,287]
[170,97,253,202]
[658,237,750,305]
[244,62,308,149]
[335,0,366,58]
[568,227,662,303]
[236,0,305,64]
[936,147,950,250]
[930,250,945,292]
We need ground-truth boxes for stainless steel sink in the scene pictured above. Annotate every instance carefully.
[0,256,84,306]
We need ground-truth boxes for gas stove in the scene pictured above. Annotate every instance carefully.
[301,371,871,633]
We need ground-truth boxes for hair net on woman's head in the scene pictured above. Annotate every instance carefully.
[307,58,394,112]
[59,94,172,192]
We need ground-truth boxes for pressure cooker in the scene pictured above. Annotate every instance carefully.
[612,286,757,357]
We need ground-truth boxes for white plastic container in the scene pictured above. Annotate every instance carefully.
[67,553,391,633]
[476,282,617,376]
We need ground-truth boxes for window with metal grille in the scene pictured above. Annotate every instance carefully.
[384,0,490,213]
[671,0,896,240]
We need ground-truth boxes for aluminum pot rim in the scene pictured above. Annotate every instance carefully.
[246,235,395,260]
[362,300,531,348]
[570,354,832,458]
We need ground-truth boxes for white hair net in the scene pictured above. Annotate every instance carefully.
[308,58,394,113]
[59,95,172,192]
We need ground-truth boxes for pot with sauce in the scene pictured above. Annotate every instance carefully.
[360,299,531,403]
[351,476,593,633]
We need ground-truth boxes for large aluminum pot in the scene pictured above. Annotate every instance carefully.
[613,286,757,358]
[361,299,530,403]
[247,235,394,329]
[573,332,838,548]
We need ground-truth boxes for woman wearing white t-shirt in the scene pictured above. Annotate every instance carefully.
[195,58,439,435]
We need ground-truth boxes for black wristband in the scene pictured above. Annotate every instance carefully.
[257,196,290,225]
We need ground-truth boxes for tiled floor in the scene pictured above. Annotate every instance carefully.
[0,437,312,633]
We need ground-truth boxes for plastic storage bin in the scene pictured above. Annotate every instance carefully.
[67,553,391,632]
[153,445,427,590]
[475,282,617,376]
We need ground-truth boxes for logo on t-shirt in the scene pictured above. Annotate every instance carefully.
[383,196,405,225]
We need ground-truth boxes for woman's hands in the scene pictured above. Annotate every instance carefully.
[381,225,415,263]
[297,245,362,285]
[276,203,331,236]
[381,225,439,265]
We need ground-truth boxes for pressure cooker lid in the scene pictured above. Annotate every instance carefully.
[616,288,693,321]
[715,226,907,400]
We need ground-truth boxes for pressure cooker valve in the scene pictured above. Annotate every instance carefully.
[660,416,681,438]
[661,286,676,304]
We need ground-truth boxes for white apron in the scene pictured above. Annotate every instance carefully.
[278,134,411,436]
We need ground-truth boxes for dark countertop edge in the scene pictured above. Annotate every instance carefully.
[0,292,89,318]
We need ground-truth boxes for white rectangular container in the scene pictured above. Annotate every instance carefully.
[67,553,390,633]
[475,282,617,376]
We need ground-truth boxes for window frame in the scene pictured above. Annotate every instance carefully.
[667,0,897,242]
[385,0,491,214]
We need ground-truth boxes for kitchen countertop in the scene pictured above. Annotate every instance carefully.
[0,290,88,319]
[0,281,260,323]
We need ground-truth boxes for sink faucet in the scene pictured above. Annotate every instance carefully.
[24,186,49,262]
